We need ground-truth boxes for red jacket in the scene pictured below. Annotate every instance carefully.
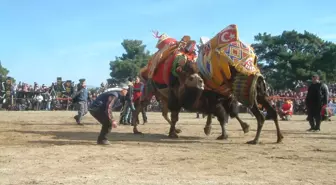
[133,82,143,101]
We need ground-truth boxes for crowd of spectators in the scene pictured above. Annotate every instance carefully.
[1,80,336,114]
[0,81,163,111]
[267,82,336,115]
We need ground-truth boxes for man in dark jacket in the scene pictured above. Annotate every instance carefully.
[120,77,135,124]
[305,74,329,131]
[72,79,89,125]
[89,89,126,145]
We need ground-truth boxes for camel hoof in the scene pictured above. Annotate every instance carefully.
[246,140,258,145]
[277,134,284,143]
[133,129,142,135]
[243,124,250,134]
[216,134,228,140]
[175,129,182,134]
[204,126,212,136]
[168,132,179,139]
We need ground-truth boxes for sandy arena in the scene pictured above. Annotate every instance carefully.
[0,111,335,185]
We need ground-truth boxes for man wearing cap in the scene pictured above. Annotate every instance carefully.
[72,79,89,125]
[120,77,135,124]
[305,74,329,131]
[89,88,127,145]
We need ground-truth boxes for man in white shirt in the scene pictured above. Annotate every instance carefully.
[34,93,44,110]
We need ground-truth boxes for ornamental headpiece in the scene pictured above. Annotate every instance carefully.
[152,30,177,50]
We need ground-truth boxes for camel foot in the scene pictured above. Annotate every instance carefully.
[204,126,212,136]
[133,128,142,135]
[175,128,182,134]
[246,139,259,145]
[277,134,284,143]
[216,134,228,140]
[242,123,250,134]
[168,132,179,139]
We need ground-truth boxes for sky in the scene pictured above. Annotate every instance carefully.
[0,0,335,87]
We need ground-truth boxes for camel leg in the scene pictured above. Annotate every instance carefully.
[140,100,148,125]
[167,89,180,138]
[246,101,265,144]
[236,115,250,133]
[168,110,180,138]
[259,96,284,143]
[132,100,142,134]
[160,99,172,124]
[204,114,212,136]
[214,104,228,140]
[161,97,182,134]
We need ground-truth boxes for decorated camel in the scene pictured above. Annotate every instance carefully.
[131,32,250,139]
[188,24,284,144]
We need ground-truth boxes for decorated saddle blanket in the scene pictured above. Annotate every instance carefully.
[197,24,260,95]
[147,44,178,79]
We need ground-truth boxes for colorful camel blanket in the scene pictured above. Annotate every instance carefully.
[147,44,178,80]
[197,24,261,96]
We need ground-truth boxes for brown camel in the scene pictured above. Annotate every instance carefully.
[130,35,250,139]
[186,27,284,144]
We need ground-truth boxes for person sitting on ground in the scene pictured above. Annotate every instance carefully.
[279,99,293,121]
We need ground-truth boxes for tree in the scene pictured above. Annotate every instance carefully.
[0,61,15,83]
[251,30,336,90]
[109,39,151,83]
[314,42,336,82]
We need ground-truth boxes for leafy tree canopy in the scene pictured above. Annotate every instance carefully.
[252,30,336,89]
[0,61,15,83]
[109,39,151,83]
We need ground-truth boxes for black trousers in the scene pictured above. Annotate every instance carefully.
[89,110,112,141]
[307,108,321,130]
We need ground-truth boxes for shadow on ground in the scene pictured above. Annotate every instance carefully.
[12,129,254,146]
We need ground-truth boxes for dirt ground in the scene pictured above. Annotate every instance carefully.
[0,111,335,185]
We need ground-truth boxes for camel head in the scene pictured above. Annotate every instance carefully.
[178,56,205,110]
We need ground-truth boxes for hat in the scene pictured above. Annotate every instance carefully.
[120,83,129,90]
[152,31,177,50]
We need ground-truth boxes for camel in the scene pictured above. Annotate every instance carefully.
[184,24,284,144]
[130,33,250,139]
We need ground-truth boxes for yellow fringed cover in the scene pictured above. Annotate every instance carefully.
[197,24,260,96]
